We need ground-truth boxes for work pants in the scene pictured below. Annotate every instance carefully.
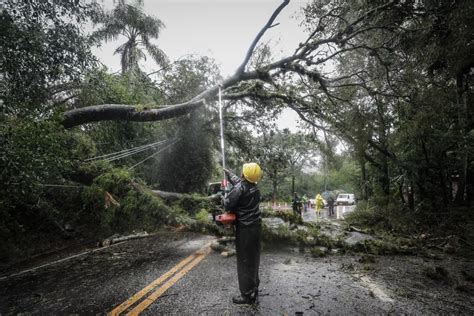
[329,205,334,216]
[235,221,261,298]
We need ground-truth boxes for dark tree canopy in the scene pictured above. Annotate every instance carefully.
[0,0,100,116]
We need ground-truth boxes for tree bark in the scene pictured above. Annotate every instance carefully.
[62,101,205,128]
[454,73,468,205]
[359,157,368,200]
[291,174,295,195]
[408,181,414,211]
[272,178,278,204]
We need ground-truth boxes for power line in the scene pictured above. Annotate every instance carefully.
[108,138,176,162]
[129,140,177,169]
[85,139,169,162]
[85,139,168,161]
[106,141,167,162]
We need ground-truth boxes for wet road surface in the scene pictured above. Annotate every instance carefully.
[302,205,356,222]
[1,230,472,314]
[0,232,215,314]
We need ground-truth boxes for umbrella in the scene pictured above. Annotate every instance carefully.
[321,191,337,200]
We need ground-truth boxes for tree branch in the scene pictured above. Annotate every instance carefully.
[61,0,402,129]
[62,2,290,128]
[236,0,290,75]
[63,100,205,128]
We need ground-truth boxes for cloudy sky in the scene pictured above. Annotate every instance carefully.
[92,0,312,129]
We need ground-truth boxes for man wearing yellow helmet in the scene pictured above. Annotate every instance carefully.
[224,162,262,305]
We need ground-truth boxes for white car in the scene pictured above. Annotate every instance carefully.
[336,193,355,205]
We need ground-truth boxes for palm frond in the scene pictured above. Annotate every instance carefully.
[115,0,144,7]
[114,42,127,55]
[96,0,167,73]
[142,38,168,68]
[137,15,165,38]
[92,17,125,43]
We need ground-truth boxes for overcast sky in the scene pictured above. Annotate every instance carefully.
[92,0,311,130]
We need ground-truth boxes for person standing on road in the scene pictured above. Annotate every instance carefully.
[327,196,335,217]
[224,163,263,305]
[292,192,302,218]
[315,193,324,217]
[302,194,309,213]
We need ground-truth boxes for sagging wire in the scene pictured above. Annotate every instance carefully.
[34,139,177,189]
[84,139,170,162]
[128,139,177,169]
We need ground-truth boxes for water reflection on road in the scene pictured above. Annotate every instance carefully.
[263,204,356,223]
[301,205,356,222]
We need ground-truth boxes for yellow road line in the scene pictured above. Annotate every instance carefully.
[107,245,209,316]
[126,246,211,315]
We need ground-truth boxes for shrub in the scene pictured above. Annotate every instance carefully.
[195,209,210,222]
[345,201,417,234]
[173,193,216,216]
[81,168,187,237]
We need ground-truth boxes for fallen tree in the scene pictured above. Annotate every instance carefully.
[64,0,451,208]
[62,0,291,128]
[62,0,401,129]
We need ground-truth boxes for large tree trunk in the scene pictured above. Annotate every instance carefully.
[359,157,368,200]
[439,169,449,207]
[291,174,295,195]
[61,1,293,129]
[62,101,204,128]
[408,181,415,211]
[272,174,278,204]
[454,73,469,205]
[377,100,390,198]
[380,156,389,196]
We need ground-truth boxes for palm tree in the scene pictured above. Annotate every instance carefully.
[94,0,168,75]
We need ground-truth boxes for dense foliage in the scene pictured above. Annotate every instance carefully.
[154,56,222,192]
[0,0,100,116]
[0,0,102,261]
[228,0,474,212]
[0,1,218,261]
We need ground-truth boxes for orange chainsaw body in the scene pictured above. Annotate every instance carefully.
[216,212,236,225]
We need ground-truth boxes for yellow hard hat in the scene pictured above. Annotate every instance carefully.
[242,162,262,183]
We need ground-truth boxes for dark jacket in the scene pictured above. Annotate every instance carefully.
[224,170,261,225]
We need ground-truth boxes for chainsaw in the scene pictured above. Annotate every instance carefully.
[215,212,236,226]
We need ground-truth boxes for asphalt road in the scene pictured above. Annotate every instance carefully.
[1,229,472,315]
[0,231,388,315]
